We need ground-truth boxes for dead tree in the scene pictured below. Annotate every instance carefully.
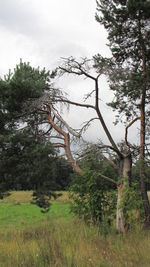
[39,57,140,233]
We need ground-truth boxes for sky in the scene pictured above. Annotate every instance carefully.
[0,0,110,73]
[0,0,140,147]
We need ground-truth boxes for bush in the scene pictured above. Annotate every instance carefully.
[120,179,145,228]
[69,169,117,227]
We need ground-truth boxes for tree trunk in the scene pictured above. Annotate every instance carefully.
[140,159,150,227]
[139,86,150,227]
[116,154,132,233]
[138,15,150,227]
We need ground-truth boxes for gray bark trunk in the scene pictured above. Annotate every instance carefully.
[116,154,132,233]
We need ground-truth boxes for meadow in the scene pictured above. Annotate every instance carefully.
[0,191,150,267]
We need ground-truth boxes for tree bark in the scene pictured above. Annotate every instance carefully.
[140,159,150,227]
[138,15,150,227]
[139,67,150,227]
[116,153,132,233]
[47,111,83,176]
[64,133,83,176]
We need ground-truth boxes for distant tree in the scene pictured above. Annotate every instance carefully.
[96,0,150,226]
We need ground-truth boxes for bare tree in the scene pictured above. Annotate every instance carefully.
[38,57,139,233]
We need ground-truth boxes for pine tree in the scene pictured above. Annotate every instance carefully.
[0,61,55,196]
[96,0,150,226]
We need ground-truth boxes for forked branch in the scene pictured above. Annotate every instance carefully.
[47,108,83,176]
[125,117,140,147]
[59,57,122,159]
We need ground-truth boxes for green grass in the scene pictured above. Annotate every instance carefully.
[0,191,71,230]
[0,202,71,228]
[0,191,150,266]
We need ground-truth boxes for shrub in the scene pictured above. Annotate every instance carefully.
[69,169,117,227]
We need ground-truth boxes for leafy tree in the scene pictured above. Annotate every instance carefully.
[96,0,150,226]
[69,146,117,227]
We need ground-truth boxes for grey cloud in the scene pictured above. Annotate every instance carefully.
[37,42,89,70]
[0,0,40,36]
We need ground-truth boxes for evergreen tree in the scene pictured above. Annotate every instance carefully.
[96,0,150,226]
[0,61,63,198]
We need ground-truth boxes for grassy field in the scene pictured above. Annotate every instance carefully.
[0,191,71,230]
[0,191,150,267]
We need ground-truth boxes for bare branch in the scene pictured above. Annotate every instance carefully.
[54,98,95,110]
[59,57,97,81]
[53,143,65,148]
[145,143,150,157]
[97,144,122,157]
[94,78,122,158]
[80,118,99,134]
[84,89,95,102]
[48,112,66,137]
[47,109,83,176]
[101,154,119,174]
[98,173,117,186]
[50,136,64,140]
[81,143,119,172]
[125,117,140,147]
[59,57,122,158]
[39,126,52,137]
[59,66,82,76]
[52,106,81,138]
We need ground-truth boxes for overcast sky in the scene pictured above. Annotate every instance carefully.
[0,0,110,73]
[0,0,140,146]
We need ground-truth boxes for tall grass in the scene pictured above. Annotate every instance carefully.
[0,191,150,266]
[0,218,150,266]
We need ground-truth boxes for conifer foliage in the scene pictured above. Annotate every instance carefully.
[96,0,150,226]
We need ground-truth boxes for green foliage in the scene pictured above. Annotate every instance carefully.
[127,0,150,18]
[2,61,50,114]
[0,132,51,189]
[0,61,72,199]
[0,131,72,192]
[0,61,51,197]
[69,161,117,226]
[95,0,150,122]
[32,190,57,213]
[69,147,117,228]
[132,160,150,190]
[120,178,145,228]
